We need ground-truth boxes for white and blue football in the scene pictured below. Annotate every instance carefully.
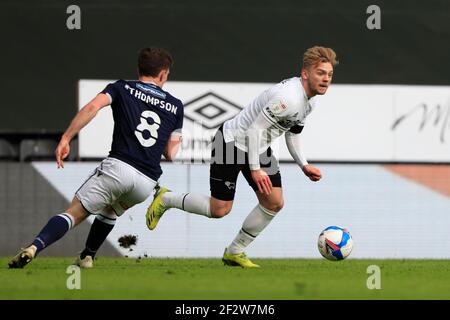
[318,226,353,261]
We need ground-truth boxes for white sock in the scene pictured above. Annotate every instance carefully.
[162,192,211,218]
[227,204,277,254]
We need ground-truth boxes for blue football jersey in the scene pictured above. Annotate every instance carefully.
[101,80,183,181]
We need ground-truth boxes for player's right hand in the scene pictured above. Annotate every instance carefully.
[55,139,70,169]
[251,169,273,195]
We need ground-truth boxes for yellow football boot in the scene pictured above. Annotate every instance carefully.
[222,248,260,268]
[146,185,170,230]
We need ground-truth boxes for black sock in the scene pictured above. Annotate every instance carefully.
[80,217,115,259]
[32,214,73,254]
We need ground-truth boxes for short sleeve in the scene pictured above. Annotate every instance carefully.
[100,82,120,104]
[289,124,304,134]
[172,100,184,136]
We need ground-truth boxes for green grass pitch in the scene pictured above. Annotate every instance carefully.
[1,257,450,299]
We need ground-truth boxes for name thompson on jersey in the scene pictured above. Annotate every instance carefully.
[124,83,179,115]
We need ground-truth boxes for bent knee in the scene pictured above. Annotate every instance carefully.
[262,200,284,213]
[211,206,232,218]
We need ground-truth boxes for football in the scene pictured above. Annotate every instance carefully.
[318,226,353,261]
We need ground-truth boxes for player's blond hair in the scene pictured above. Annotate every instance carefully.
[302,46,338,69]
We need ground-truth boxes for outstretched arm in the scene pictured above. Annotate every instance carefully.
[285,131,322,182]
[56,93,111,168]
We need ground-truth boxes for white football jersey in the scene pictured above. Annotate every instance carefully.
[223,77,316,153]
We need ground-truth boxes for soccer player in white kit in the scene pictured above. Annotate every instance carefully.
[9,48,184,269]
[147,46,338,267]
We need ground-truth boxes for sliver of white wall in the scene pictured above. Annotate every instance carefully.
[33,162,450,259]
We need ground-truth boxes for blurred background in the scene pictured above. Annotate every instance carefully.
[0,0,449,258]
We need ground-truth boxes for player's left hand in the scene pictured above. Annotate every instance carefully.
[302,165,322,182]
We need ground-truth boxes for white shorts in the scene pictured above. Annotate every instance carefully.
[75,157,157,217]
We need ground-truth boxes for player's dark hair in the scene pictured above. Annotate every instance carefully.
[138,47,173,77]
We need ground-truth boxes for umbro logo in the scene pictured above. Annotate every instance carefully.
[183,92,242,129]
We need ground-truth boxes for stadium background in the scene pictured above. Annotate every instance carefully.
[0,0,449,259]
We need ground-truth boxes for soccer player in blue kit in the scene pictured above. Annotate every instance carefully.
[9,47,183,268]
